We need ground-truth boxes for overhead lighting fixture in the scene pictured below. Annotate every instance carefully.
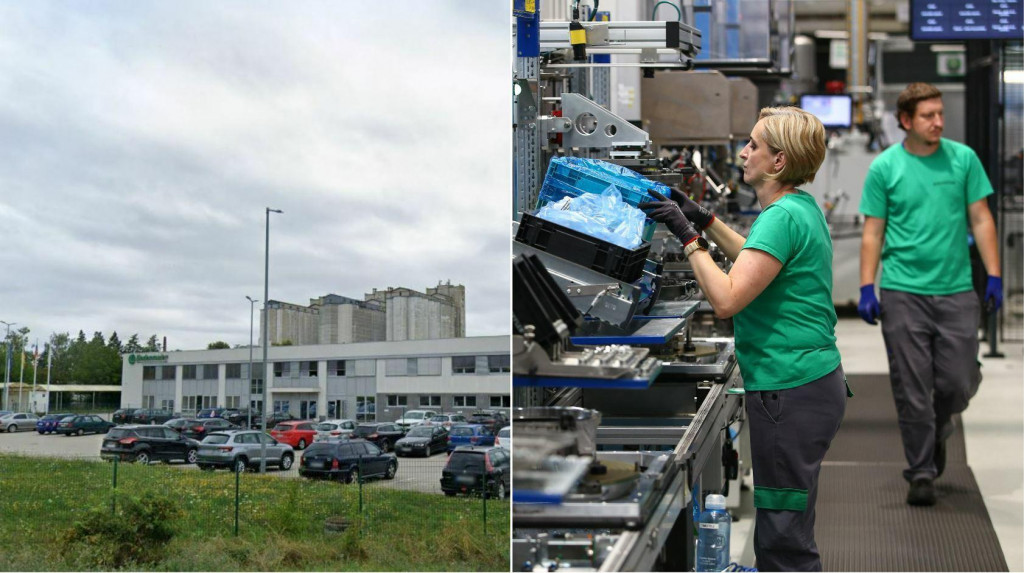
[812,31,889,40]
[930,44,966,52]
[1004,70,1024,84]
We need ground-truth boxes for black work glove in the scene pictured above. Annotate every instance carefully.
[668,187,716,230]
[639,190,699,245]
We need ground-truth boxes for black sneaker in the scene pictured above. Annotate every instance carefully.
[934,439,947,478]
[907,477,936,506]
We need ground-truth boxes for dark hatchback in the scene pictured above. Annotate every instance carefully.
[394,425,448,457]
[36,413,75,434]
[163,418,192,433]
[182,418,238,440]
[351,423,405,452]
[223,408,260,428]
[130,409,177,425]
[100,425,201,464]
[299,439,397,483]
[440,446,510,499]
[261,411,297,428]
[112,409,139,425]
[467,410,509,433]
[196,408,229,419]
[57,415,116,436]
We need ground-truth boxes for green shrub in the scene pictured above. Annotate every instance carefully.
[62,492,182,568]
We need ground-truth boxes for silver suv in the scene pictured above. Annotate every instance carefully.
[196,430,295,473]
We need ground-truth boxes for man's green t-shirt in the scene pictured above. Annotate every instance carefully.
[858,138,993,295]
[733,191,842,391]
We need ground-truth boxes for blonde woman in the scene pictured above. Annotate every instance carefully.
[642,107,848,571]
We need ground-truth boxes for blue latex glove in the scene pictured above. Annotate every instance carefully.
[985,275,1003,312]
[858,284,880,325]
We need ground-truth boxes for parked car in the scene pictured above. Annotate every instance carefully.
[394,410,437,431]
[427,414,467,431]
[299,439,397,483]
[36,413,75,434]
[394,424,449,457]
[269,421,318,450]
[100,425,201,464]
[446,424,495,452]
[259,411,296,429]
[467,410,509,432]
[112,408,139,425]
[163,418,192,433]
[130,408,177,425]
[57,415,115,436]
[495,426,511,450]
[181,418,238,440]
[440,446,510,498]
[196,407,228,419]
[351,422,405,453]
[222,408,260,429]
[0,410,11,418]
[196,430,295,473]
[314,419,357,442]
[0,413,39,432]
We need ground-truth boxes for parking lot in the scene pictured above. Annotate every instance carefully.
[0,426,451,494]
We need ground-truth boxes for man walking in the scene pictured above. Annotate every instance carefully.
[857,82,1002,506]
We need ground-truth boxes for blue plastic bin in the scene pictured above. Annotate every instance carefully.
[537,157,670,240]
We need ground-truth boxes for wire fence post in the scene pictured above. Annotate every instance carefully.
[358,455,364,517]
[111,456,118,516]
[482,465,488,535]
[234,464,240,536]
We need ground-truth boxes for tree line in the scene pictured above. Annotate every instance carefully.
[0,329,164,387]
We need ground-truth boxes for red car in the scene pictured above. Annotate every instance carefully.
[270,420,317,450]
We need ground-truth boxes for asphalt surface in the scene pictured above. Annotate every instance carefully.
[0,426,452,494]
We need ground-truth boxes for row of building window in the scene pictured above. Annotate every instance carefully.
[140,393,509,419]
[385,395,510,408]
[141,354,510,381]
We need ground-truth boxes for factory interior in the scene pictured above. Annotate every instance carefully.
[510,0,1022,571]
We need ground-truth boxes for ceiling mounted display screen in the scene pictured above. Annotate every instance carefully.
[911,0,1022,40]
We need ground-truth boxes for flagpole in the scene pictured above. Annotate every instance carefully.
[18,346,24,410]
[45,339,52,415]
[31,341,38,413]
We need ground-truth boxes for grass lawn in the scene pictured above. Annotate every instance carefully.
[0,455,509,571]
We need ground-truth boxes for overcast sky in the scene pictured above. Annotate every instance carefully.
[0,2,510,351]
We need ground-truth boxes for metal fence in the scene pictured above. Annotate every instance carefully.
[0,445,510,571]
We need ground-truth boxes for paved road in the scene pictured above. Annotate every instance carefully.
[0,427,451,494]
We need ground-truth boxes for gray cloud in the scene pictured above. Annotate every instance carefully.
[0,1,510,350]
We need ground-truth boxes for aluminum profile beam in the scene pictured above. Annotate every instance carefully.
[539,21,702,57]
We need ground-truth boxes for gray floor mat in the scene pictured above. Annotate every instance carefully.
[813,374,1006,571]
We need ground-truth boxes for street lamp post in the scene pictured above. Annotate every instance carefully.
[0,321,15,412]
[245,296,258,430]
[45,335,53,415]
[260,207,283,473]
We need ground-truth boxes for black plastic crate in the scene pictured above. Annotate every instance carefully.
[515,213,651,283]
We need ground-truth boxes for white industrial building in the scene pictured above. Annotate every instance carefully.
[264,282,466,346]
[120,335,509,422]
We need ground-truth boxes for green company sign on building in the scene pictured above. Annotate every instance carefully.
[128,353,169,365]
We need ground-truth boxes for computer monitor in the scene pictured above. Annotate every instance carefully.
[799,94,853,130]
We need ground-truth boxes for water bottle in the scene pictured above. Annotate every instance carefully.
[696,493,731,572]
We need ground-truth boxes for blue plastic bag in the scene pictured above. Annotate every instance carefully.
[535,186,645,249]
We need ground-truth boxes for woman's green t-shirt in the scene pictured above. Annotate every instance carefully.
[732,191,842,391]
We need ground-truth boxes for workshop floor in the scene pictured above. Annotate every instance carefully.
[729,317,1024,570]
